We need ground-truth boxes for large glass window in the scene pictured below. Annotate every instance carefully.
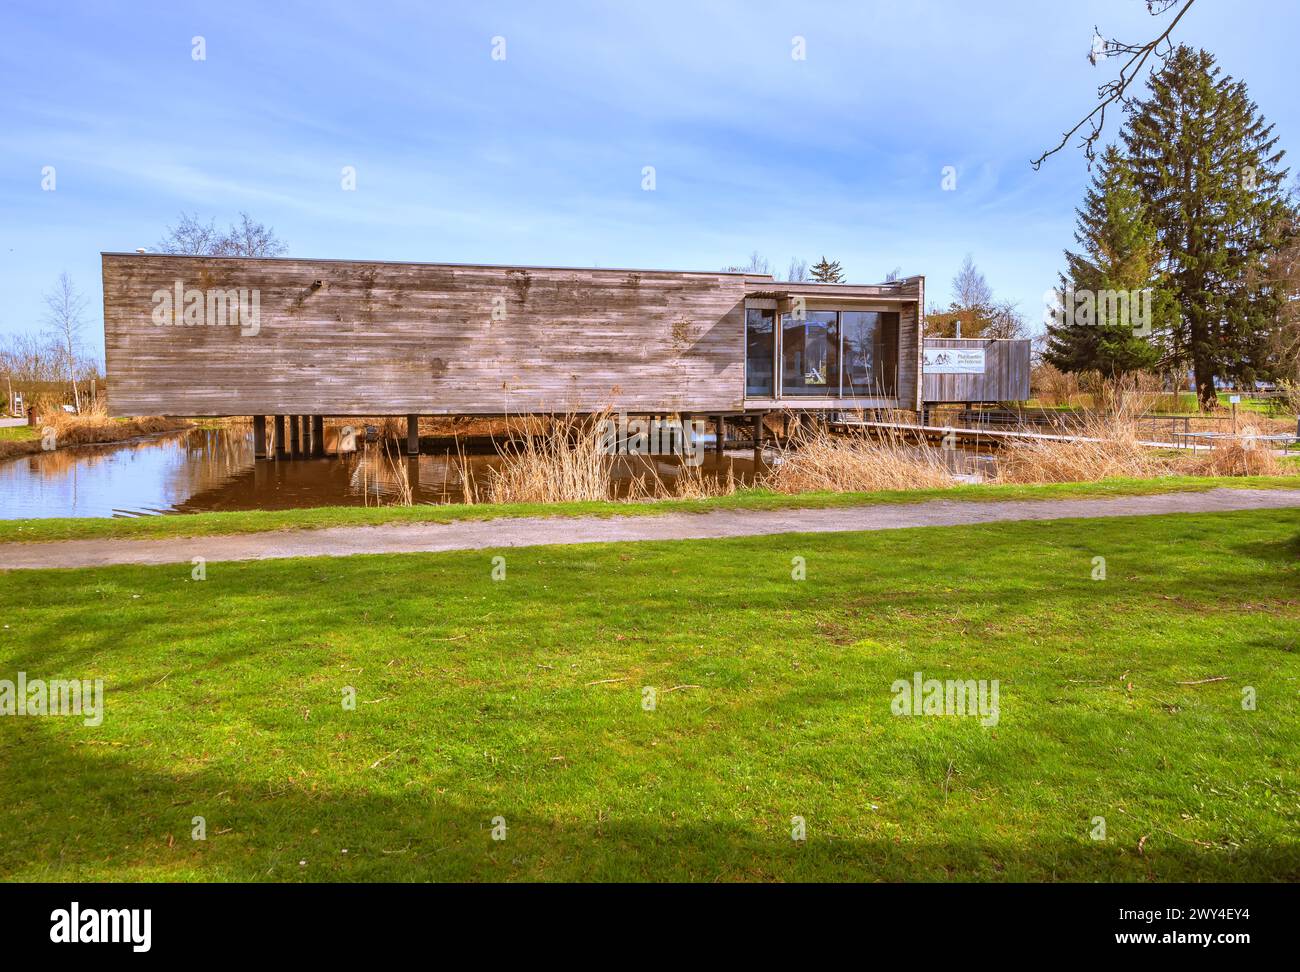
[745,308,775,397]
[781,311,838,396]
[841,311,899,397]
[743,305,899,400]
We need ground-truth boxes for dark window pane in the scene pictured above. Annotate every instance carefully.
[781,311,838,396]
[842,311,898,397]
[745,308,775,397]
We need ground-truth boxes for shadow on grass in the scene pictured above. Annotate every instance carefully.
[2,721,1297,883]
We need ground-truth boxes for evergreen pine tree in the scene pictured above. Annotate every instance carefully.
[1120,46,1290,407]
[1044,145,1172,378]
[808,256,844,283]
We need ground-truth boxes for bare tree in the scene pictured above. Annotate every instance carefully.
[157,211,288,257]
[786,257,809,282]
[724,250,771,275]
[156,213,221,255]
[952,254,993,308]
[42,273,88,412]
[218,212,289,257]
[926,256,1028,339]
[1031,0,1198,169]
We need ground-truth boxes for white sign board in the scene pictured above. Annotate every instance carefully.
[1228,394,1241,404]
[924,348,986,375]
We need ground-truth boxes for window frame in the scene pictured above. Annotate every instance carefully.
[743,301,901,402]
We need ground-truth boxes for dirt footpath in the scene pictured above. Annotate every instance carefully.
[2,487,1298,571]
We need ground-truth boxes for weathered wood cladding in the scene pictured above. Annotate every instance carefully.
[921,338,1031,404]
[103,255,752,417]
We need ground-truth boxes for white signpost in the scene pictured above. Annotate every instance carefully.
[924,348,986,375]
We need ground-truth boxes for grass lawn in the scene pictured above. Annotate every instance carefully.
[0,426,36,443]
[1,509,1297,882]
[1,474,1297,544]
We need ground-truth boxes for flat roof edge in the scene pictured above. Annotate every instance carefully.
[100,252,775,279]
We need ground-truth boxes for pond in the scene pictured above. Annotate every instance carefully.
[0,428,776,519]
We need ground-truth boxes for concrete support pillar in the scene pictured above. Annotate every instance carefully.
[274,415,287,459]
[252,415,268,460]
[311,415,325,458]
[406,414,419,456]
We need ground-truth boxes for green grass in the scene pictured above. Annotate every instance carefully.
[1,509,1297,881]
[1,474,1297,544]
[0,426,36,443]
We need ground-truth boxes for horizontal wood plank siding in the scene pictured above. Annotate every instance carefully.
[103,255,749,416]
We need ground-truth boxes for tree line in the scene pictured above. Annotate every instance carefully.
[1043,45,1297,409]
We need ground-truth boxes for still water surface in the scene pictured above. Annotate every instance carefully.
[0,428,768,519]
[0,428,994,520]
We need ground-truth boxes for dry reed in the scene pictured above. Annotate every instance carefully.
[481,412,616,504]
[764,423,953,494]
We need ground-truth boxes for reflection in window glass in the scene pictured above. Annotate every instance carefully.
[745,309,775,397]
[781,311,838,396]
[841,311,898,397]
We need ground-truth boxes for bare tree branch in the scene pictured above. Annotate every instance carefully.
[1031,0,1198,170]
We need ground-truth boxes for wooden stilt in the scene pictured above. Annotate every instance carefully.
[715,415,725,456]
[252,415,268,459]
[274,415,287,459]
[289,415,301,455]
[406,414,419,456]
[752,413,764,466]
[311,415,325,457]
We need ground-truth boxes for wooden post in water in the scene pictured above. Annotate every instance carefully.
[274,415,287,459]
[406,414,419,456]
[714,415,725,456]
[252,415,268,460]
[311,416,325,457]
[289,415,301,455]
[752,413,764,466]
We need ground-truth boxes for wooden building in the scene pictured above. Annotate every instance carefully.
[102,254,925,452]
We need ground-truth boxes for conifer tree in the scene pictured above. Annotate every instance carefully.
[808,256,844,283]
[1044,145,1172,378]
[1120,46,1290,406]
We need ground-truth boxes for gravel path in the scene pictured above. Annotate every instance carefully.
[2,487,1298,571]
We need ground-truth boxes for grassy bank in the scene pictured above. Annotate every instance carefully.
[0,415,190,460]
[0,509,1296,881]
[1,474,1298,545]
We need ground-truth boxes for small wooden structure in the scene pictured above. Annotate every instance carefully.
[920,338,1031,406]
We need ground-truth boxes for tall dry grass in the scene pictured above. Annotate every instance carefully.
[476,412,616,504]
[461,411,746,504]
[995,408,1170,484]
[764,423,953,494]
[1177,426,1286,477]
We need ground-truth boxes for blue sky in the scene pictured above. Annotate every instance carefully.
[2,0,1297,359]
